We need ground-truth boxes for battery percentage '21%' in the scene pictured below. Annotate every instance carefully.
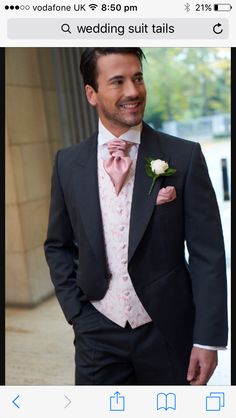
[196,4,212,11]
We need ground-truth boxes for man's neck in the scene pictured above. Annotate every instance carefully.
[99,119,142,139]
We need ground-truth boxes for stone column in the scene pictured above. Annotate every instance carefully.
[6,48,63,306]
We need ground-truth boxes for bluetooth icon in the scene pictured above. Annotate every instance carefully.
[184,3,191,12]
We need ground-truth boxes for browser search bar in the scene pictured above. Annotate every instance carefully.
[7,18,229,39]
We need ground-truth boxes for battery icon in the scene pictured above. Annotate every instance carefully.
[214,4,232,11]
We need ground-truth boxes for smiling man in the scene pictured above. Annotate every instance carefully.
[84,51,146,135]
[44,48,228,385]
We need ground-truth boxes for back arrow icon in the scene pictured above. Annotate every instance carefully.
[213,23,223,34]
[12,395,20,408]
[64,395,71,408]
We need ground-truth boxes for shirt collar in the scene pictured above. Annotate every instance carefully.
[98,119,142,146]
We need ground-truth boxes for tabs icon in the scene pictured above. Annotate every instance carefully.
[206,392,225,411]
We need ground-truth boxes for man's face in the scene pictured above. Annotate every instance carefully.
[85,53,147,136]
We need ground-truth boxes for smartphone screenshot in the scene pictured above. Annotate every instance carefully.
[1,1,233,417]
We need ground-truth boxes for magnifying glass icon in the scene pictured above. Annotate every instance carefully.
[61,23,71,34]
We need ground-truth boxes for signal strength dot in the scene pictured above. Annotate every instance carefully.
[89,4,98,11]
[5,5,20,9]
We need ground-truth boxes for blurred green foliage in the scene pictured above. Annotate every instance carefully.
[143,48,230,128]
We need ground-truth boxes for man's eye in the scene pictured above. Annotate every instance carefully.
[111,80,123,85]
[135,76,144,83]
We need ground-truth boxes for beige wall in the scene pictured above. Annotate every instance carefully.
[6,48,64,305]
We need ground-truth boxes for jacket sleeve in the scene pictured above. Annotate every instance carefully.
[184,142,228,346]
[44,150,84,324]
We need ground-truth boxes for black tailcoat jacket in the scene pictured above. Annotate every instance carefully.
[44,122,228,364]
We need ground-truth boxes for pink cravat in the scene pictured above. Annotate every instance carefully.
[103,139,132,195]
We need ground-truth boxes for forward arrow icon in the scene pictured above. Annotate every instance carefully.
[64,395,71,408]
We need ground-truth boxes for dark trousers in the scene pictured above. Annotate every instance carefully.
[73,302,189,385]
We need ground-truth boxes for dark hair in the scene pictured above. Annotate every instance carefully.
[80,48,146,92]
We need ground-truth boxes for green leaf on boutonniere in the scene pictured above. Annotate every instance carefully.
[145,166,154,178]
[164,168,176,176]
[145,158,176,195]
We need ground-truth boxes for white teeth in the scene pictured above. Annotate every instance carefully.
[121,103,139,108]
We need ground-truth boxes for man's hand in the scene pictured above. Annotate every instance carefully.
[187,347,218,385]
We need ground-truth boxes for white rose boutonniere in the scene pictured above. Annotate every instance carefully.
[145,157,176,195]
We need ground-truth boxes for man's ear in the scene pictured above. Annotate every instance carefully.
[85,85,97,107]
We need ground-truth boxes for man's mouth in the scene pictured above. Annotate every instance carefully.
[119,102,141,109]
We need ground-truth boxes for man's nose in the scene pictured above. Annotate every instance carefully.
[124,80,139,97]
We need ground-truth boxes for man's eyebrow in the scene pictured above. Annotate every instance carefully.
[108,75,124,82]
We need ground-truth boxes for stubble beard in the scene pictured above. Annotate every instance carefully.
[101,101,146,130]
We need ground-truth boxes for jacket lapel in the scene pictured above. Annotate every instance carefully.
[72,134,106,267]
[128,123,167,263]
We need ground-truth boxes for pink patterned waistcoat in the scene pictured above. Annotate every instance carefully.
[91,150,152,328]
